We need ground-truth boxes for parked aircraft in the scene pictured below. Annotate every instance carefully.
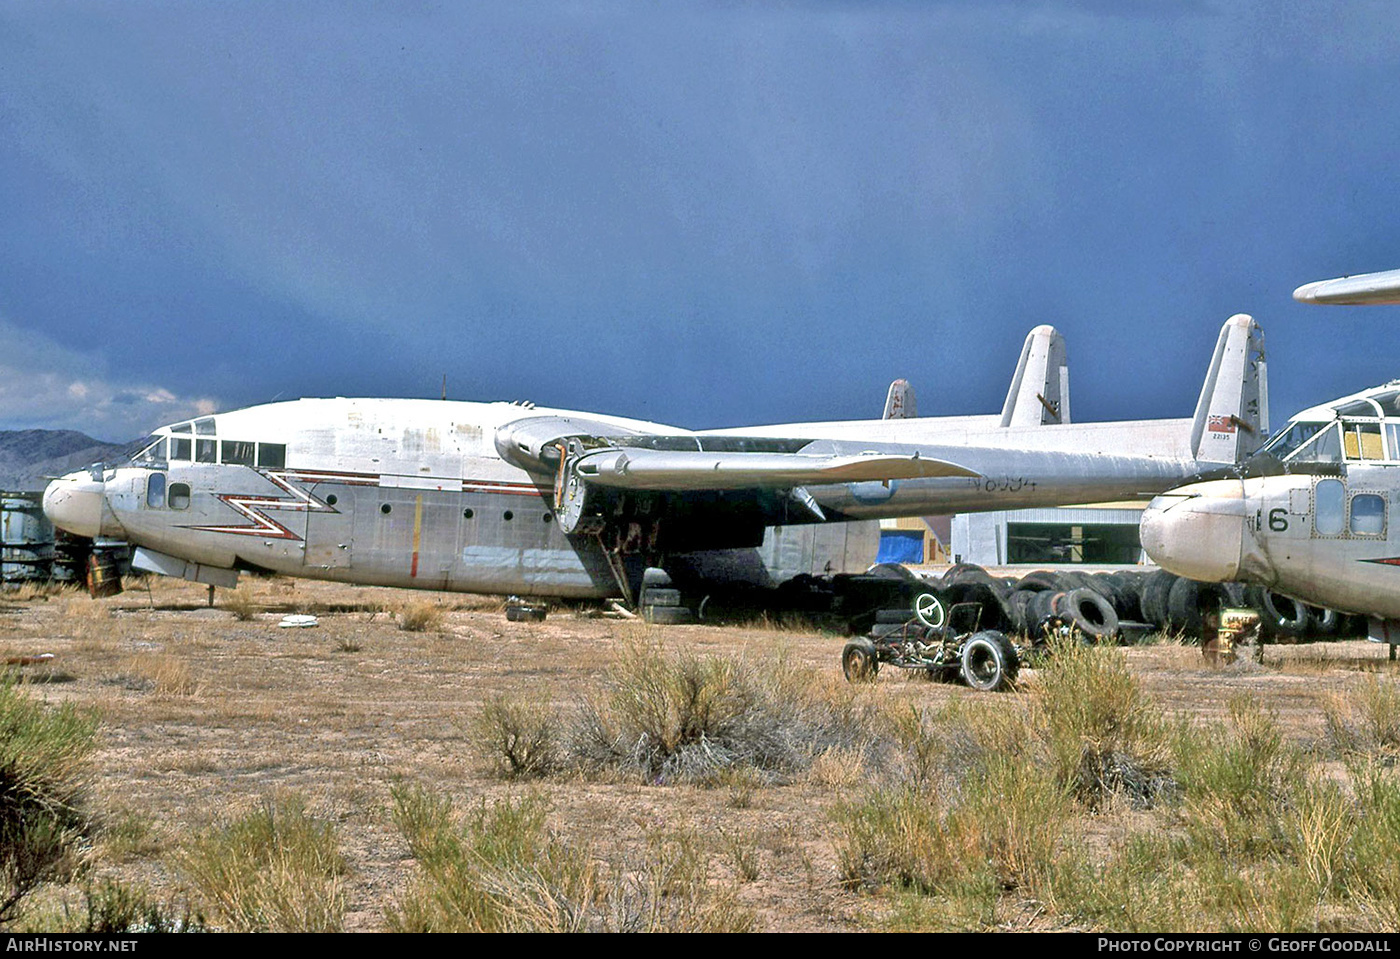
[44,316,1264,608]
[1141,269,1400,647]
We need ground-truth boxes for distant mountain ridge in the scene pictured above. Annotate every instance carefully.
[0,430,136,492]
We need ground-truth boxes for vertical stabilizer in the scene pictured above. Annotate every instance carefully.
[999,325,1070,427]
[882,379,917,419]
[1189,314,1267,465]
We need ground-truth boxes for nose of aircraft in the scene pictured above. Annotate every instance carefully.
[1140,479,1251,583]
[42,471,125,539]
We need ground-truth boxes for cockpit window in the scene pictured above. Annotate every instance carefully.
[221,440,255,467]
[194,417,216,436]
[170,437,192,461]
[1336,399,1381,418]
[1342,421,1385,461]
[1290,423,1343,464]
[1260,421,1326,461]
[257,443,286,470]
[1374,392,1400,417]
[132,437,166,464]
[170,422,192,434]
[195,439,217,463]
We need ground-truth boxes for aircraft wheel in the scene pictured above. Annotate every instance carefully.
[505,603,547,622]
[841,639,880,683]
[960,630,1019,691]
[1306,605,1342,638]
[644,605,695,625]
[640,587,682,608]
[1244,586,1308,642]
[1165,579,1233,638]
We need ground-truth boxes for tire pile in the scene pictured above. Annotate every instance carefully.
[893,563,1363,644]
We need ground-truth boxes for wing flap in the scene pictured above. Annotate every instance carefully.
[574,448,978,491]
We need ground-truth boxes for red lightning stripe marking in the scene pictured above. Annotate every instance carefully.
[182,472,336,541]
[1362,557,1400,566]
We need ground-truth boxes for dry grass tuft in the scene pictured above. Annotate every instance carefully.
[472,695,562,779]
[397,601,445,633]
[0,678,98,927]
[180,793,347,933]
[1324,675,1400,761]
[119,654,198,698]
[221,589,259,622]
[388,784,755,932]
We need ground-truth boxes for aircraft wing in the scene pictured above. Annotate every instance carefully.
[571,447,977,491]
[1293,268,1400,305]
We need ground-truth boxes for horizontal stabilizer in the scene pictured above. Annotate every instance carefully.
[572,449,979,492]
[1294,268,1400,306]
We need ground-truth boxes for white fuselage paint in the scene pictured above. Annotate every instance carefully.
[46,397,1221,598]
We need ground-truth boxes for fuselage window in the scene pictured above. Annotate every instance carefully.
[146,473,166,508]
[380,503,392,515]
[196,439,217,463]
[1315,479,1345,536]
[257,443,286,470]
[1342,422,1384,461]
[222,440,255,467]
[170,437,192,461]
[1351,493,1386,536]
[1292,424,1343,464]
[169,483,191,510]
[194,417,216,436]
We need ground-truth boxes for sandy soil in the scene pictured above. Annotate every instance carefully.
[3,574,1394,931]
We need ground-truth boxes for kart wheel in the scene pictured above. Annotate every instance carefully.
[959,630,1019,692]
[841,639,880,683]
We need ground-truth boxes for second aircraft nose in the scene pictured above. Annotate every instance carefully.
[1140,479,1251,583]
[42,472,125,540]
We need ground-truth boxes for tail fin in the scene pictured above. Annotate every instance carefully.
[999,325,1070,427]
[882,378,917,419]
[1189,314,1268,465]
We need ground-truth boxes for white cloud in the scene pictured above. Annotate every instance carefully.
[0,316,218,440]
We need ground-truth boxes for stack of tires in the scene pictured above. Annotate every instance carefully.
[883,564,1359,644]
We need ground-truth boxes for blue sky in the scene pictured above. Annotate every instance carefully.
[2,1,1399,441]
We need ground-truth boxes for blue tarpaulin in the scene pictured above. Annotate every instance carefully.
[876,530,924,564]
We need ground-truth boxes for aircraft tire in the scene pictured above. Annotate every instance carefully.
[1015,570,1062,593]
[505,604,547,622]
[1061,587,1120,641]
[944,563,998,589]
[960,631,1019,691]
[1140,570,1178,630]
[1165,578,1233,637]
[1006,589,1038,634]
[1106,571,1145,621]
[867,562,919,582]
[1306,605,1342,638]
[643,605,695,625]
[641,587,682,608]
[841,639,880,683]
[1244,586,1308,642]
